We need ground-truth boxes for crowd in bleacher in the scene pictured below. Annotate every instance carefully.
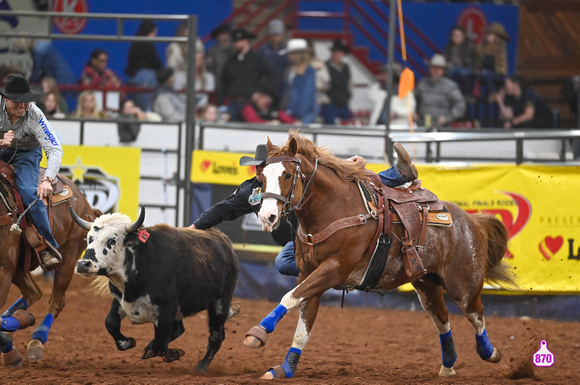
[0,17,577,137]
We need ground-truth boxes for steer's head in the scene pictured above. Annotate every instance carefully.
[71,206,145,278]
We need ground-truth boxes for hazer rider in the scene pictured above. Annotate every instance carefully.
[0,74,63,269]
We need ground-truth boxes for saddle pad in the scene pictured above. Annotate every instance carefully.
[392,210,452,226]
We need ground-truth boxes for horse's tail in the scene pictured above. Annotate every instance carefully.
[473,213,518,288]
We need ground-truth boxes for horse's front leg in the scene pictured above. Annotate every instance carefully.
[260,295,321,380]
[243,259,342,349]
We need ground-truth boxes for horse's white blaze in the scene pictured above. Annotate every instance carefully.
[258,163,285,232]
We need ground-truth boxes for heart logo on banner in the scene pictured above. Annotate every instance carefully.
[201,160,211,172]
[538,236,563,261]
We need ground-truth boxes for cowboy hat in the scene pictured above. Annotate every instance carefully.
[278,38,308,55]
[485,22,510,42]
[210,23,231,39]
[330,39,351,54]
[240,144,268,166]
[427,54,449,69]
[231,28,256,42]
[0,74,43,103]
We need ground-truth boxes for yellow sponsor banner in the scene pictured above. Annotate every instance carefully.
[191,149,580,293]
[191,150,257,185]
[42,145,141,218]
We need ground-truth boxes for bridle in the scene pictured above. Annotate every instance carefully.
[261,155,318,218]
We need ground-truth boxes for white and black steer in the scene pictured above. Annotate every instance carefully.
[71,206,239,371]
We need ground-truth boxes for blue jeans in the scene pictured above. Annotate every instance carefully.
[0,147,58,248]
[448,66,475,94]
[275,241,299,277]
[378,166,407,187]
[128,69,158,111]
[321,103,352,125]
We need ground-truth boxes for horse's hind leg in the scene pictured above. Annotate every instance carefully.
[449,290,501,364]
[413,277,458,377]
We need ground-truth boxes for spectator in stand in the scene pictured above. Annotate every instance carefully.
[562,74,579,123]
[117,99,162,143]
[194,38,215,108]
[41,91,65,119]
[152,68,186,122]
[476,22,510,100]
[415,54,466,127]
[0,65,23,86]
[80,49,122,89]
[242,85,297,124]
[280,38,317,124]
[13,38,76,86]
[257,19,288,103]
[124,20,163,111]
[166,21,189,92]
[41,75,68,115]
[205,23,234,103]
[321,39,353,125]
[306,40,331,117]
[218,27,275,122]
[69,90,107,119]
[196,103,218,122]
[444,25,477,96]
[496,75,553,129]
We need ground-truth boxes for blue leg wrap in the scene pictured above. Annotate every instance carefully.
[268,347,302,378]
[0,331,13,353]
[1,316,21,332]
[31,313,54,344]
[475,329,494,360]
[258,304,287,333]
[2,298,28,318]
[439,330,457,368]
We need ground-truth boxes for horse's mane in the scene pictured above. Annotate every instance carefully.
[271,130,373,183]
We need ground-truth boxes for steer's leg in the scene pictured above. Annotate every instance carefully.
[106,298,136,351]
[193,298,230,372]
[142,305,183,363]
[261,295,321,379]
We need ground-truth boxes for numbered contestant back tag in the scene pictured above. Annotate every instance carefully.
[533,340,554,367]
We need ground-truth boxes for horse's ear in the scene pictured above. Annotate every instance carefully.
[266,137,274,152]
[289,138,298,157]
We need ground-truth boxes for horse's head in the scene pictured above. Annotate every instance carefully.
[258,137,304,232]
[70,206,145,277]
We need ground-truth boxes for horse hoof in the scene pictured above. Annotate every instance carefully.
[26,339,44,361]
[2,349,23,367]
[12,310,35,330]
[243,326,266,349]
[438,365,456,377]
[487,347,501,363]
[259,371,275,380]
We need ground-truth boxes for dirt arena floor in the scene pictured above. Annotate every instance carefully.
[1,274,578,384]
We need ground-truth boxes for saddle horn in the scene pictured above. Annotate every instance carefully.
[69,206,92,231]
[126,206,145,233]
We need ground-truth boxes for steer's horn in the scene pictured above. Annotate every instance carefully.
[126,206,145,233]
[70,206,92,231]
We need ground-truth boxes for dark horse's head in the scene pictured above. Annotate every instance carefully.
[259,131,371,232]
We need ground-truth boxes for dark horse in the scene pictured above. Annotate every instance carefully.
[0,162,100,366]
[242,132,515,379]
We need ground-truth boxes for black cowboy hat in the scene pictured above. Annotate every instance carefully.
[210,23,231,39]
[256,83,280,104]
[330,39,351,54]
[240,144,268,166]
[231,28,256,42]
[0,74,43,103]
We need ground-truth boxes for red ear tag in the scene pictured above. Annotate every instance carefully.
[138,230,150,243]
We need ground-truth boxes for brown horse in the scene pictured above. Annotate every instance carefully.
[0,167,100,366]
[242,132,516,379]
